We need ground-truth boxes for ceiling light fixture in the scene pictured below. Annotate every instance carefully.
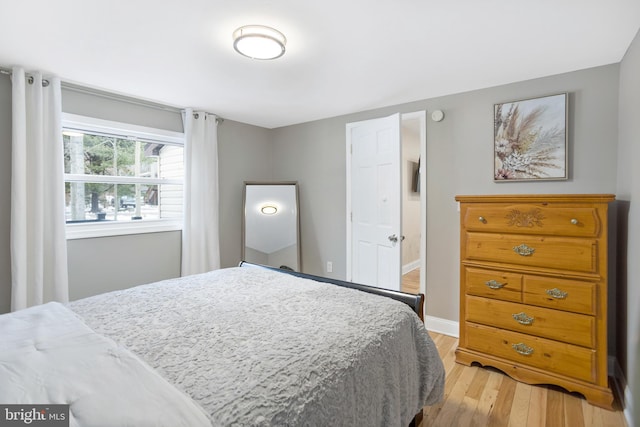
[233,25,286,60]
[261,205,278,215]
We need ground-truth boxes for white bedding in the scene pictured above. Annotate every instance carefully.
[0,302,211,427]
[1,267,444,426]
[68,267,445,426]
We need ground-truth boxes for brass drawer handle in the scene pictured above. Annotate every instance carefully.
[570,218,578,225]
[512,342,534,356]
[485,279,505,289]
[513,243,535,256]
[546,288,568,299]
[478,216,486,223]
[512,312,534,325]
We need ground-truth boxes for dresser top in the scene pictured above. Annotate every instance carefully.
[455,194,615,203]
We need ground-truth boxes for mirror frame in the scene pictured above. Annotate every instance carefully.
[242,181,301,271]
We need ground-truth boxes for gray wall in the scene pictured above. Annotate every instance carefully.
[62,87,184,132]
[271,120,347,276]
[271,64,620,324]
[62,89,186,300]
[217,119,273,268]
[0,75,11,314]
[617,28,640,425]
[67,231,182,300]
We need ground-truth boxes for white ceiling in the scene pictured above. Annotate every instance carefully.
[1,1,638,129]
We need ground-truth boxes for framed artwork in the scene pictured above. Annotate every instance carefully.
[494,93,568,181]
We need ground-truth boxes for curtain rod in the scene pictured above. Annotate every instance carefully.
[191,111,224,124]
[0,67,50,87]
[0,66,223,123]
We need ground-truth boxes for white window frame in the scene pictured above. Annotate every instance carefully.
[62,113,185,240]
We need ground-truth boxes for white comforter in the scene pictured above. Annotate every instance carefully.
[0,302,211,427]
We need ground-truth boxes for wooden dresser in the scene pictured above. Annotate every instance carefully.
[454,194,615,409]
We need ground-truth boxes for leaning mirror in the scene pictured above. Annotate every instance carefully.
[242,182,301,271]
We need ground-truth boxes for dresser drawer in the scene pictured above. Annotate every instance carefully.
[463,204,601,237]
[466,295,595,348]
[465,232,597,273]
[464,323,596,383]
[523,276,597,315]
[465,267,522,302]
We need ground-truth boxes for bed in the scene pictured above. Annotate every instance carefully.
[0,262,445,426]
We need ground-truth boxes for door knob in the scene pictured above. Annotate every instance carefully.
[388,234,398,243]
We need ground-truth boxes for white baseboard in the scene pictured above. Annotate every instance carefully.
[624,385,633,427]
[424,315,459,338]
[402,260,420,275]
[609,356,634,427]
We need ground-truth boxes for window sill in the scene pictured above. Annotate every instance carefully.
[66,219,182,240]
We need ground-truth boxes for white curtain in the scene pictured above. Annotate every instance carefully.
[181,108,221,275]
[11,67,69,311]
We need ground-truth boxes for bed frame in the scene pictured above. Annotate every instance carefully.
[238,261,426,427]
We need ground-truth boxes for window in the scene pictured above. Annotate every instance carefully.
[62,114,184,239]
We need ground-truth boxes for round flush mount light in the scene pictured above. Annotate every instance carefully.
[233,25,286,60]
[260,205,278,215]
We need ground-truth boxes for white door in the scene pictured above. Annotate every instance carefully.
[347,113,402,290]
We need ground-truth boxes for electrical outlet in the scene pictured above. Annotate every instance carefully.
[326,261,333,273]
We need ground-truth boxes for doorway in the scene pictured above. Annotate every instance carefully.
[346,111,426,296]
[400,114,424,294]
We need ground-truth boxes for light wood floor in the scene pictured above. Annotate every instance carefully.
[402,268,420,294]
[422,331,627,426]
[402,270,627,426]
